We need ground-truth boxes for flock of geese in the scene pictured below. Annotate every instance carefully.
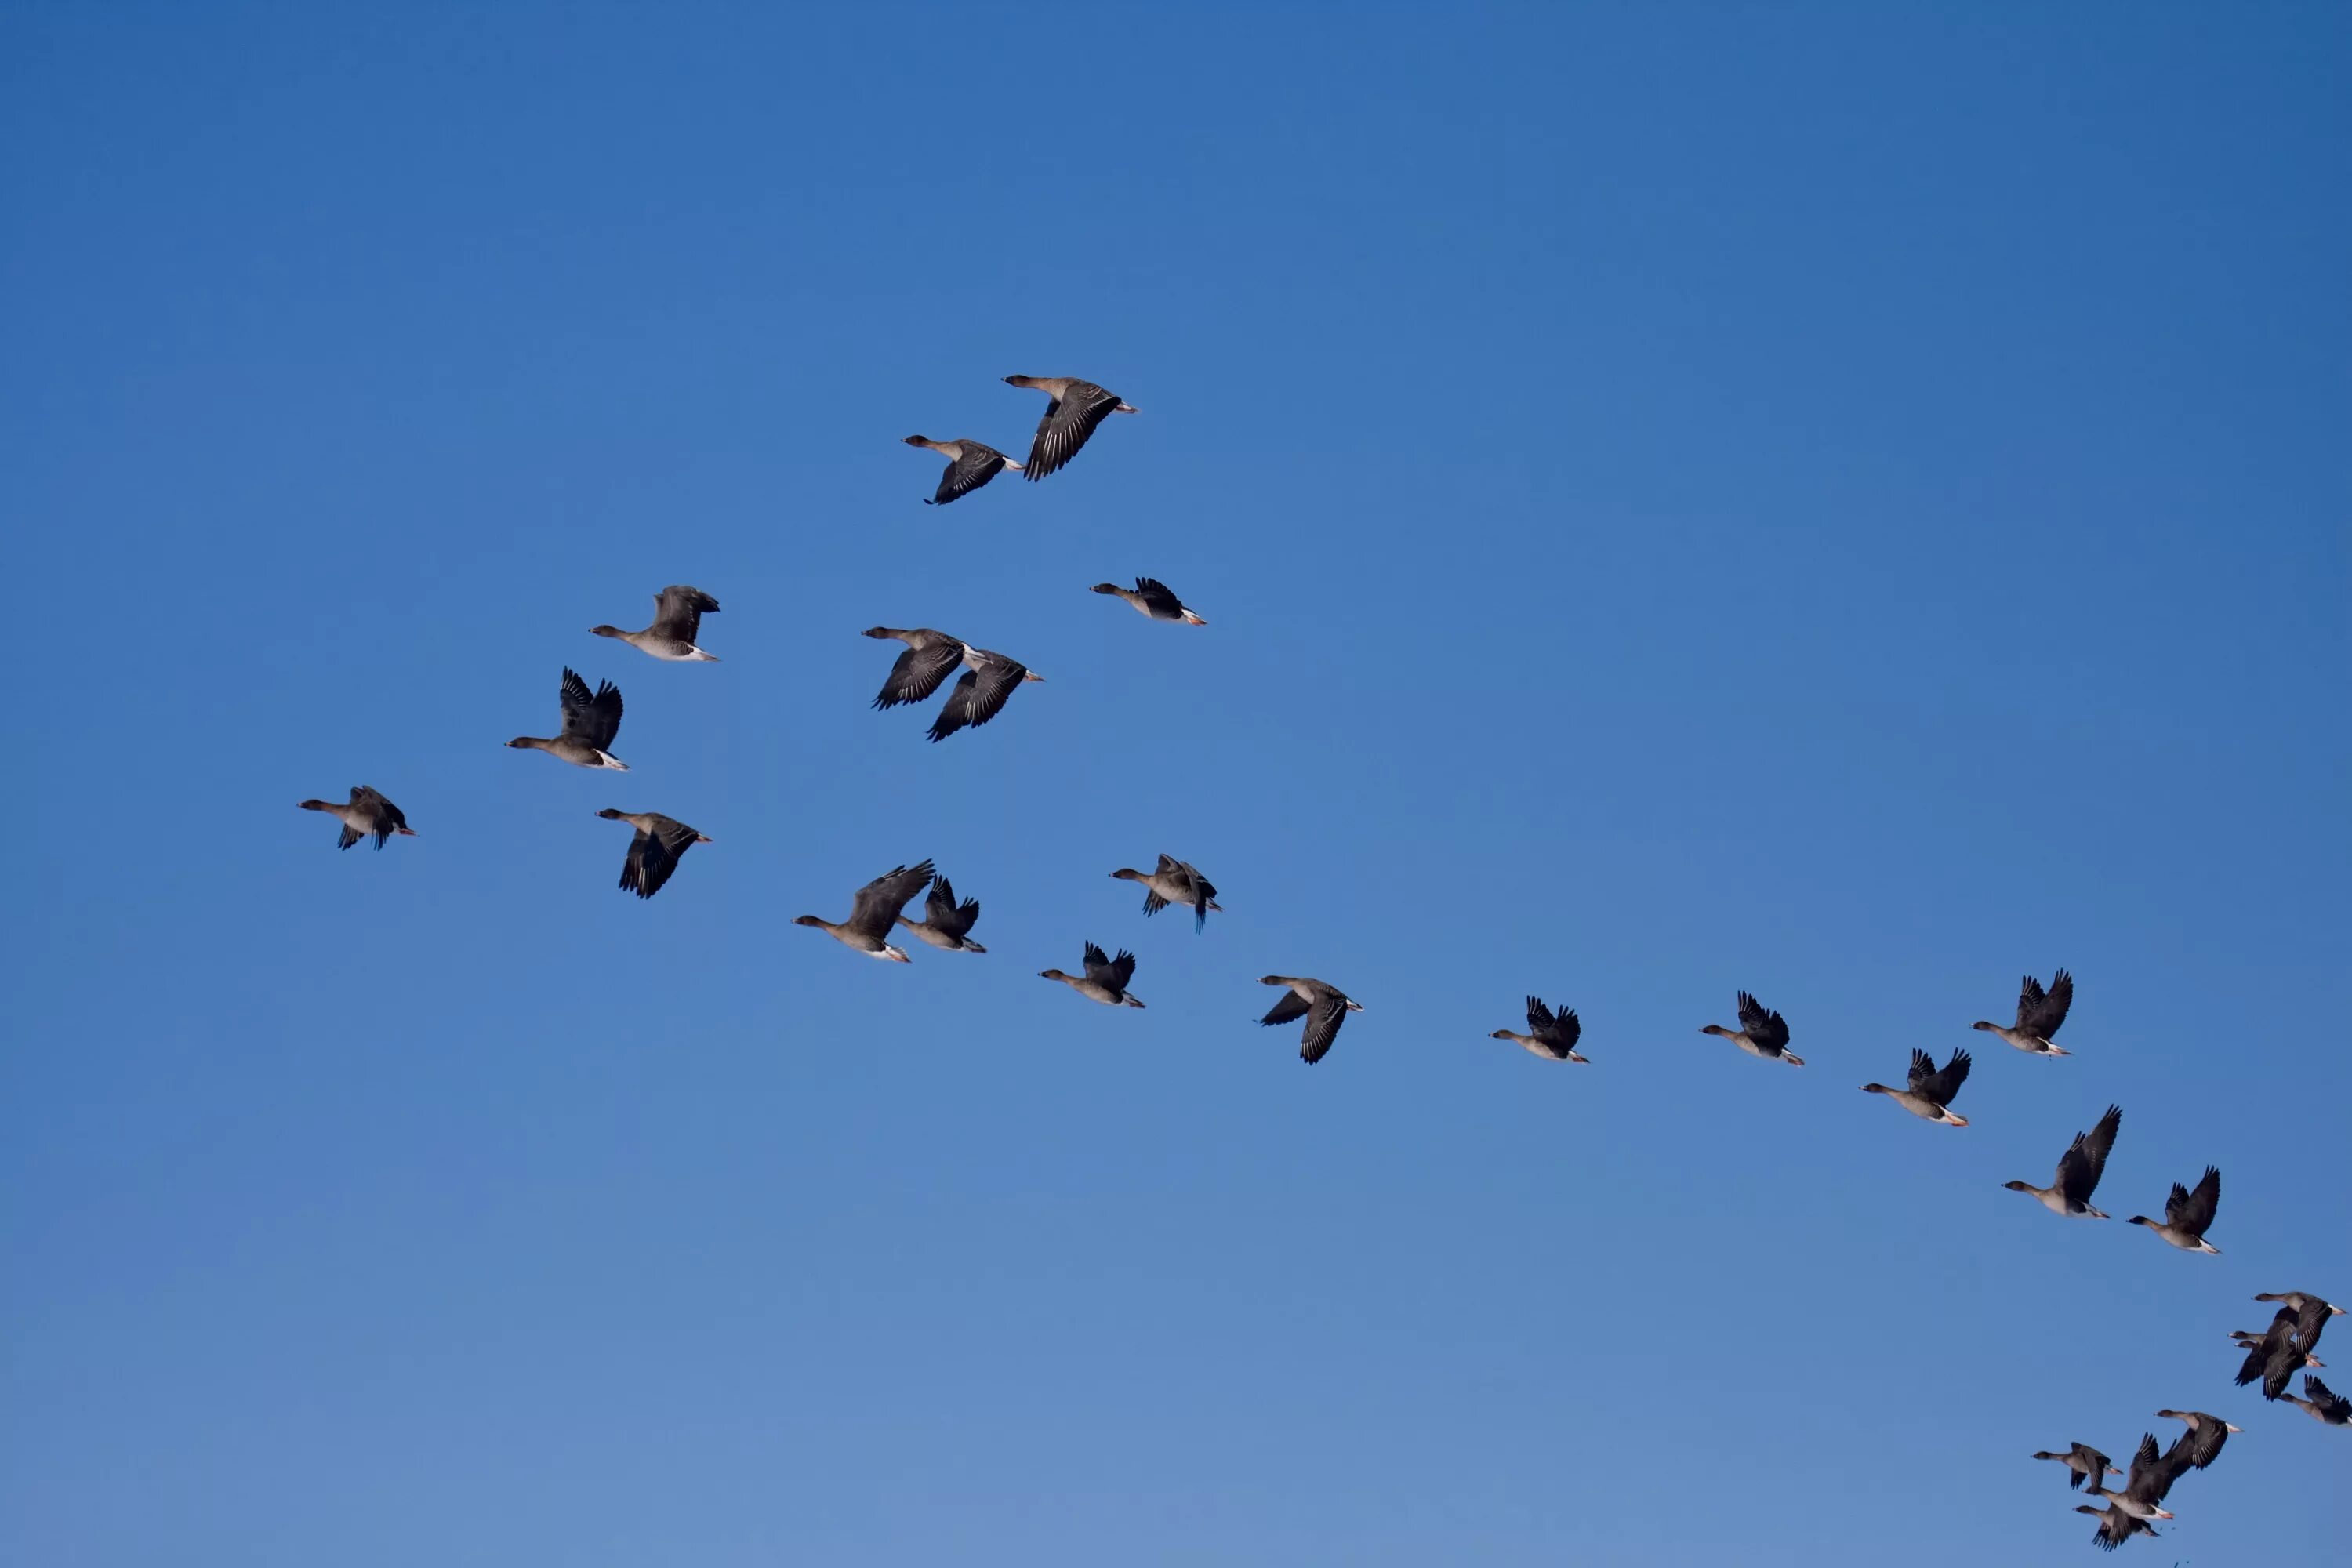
[292,371,2340,1551]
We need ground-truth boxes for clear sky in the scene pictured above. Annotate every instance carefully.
[5,4,2347,1563]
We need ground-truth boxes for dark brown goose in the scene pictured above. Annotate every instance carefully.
[595,810,711,900]
[1974,967,2074,1055]
[1260,976,1362,1065]
[508,669,627,770]
[1091,577,1207,626]
[592,585,720,661]
[2236,1306,2328,1399]
[2002,1104,2121,1218]
[1109,854,1221,932]
[2154,1410,2241,1471]
[2128,1166,2221,1254]
[1039,942,1144,1007]
[903,436,1022,504]
[2082,1432,2183,1523]
[862,628,1044,742]
[793,860,935,962]
[2283,1374,2352,1426]
[298,786,416,850]
[2031,1442,2121,1492]
[1860,1048,1970,1125]
[1490,996,1585,1063]
[895,873,986,953]
[1004,375,1137,479]
[1700,992,1803,1065]
[2253,1290,2345,1356]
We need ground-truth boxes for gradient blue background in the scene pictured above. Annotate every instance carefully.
[5,4,2347,1563]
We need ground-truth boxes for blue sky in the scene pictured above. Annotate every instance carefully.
[5,4,2347,1563]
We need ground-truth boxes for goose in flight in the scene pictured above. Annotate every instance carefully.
[1110,854,1221,932]
[2153,1410,2241,1472]
[2031,1442,2121,1492]
[1974,967,2074,1055]
[595,810,712,900]
[1490,996,1586,1063]
[895,873,987,953]
[1260,976,1363,1065]
[1004,375,1137,480]
[592,585,720,661]
[2082,1432,2184,1523]
[2128,1165,2222,1254]
[298,786,416,850]
[2253,1290,2345,1356]
[1860,1047,1971,1125]
[1700,992,1803,1065]
[862,628,1044,742]
[903,435,1022,504]
[2002,1103,2122,1218]
[1091,577,1207,626]
[2283,1374,2352,1426]
[508,669,628,769]
[793,860,935,962]
[2237,1306,2328,1399]
[1039,942,1145,1007]
[2073,1500,2159,1552]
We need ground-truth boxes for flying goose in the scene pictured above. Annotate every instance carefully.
[793,860,935,962]
[298,786,416,850]
[2074,1500,2159,1552]
[1004,375,1136,479]
[2128,1165,2221,1254]
[1039,942,1145,1007]
[1260,976,1362,1065]
[1860,1047,1970,1124]
[2082,1432,2184,1523]
[1700,992,1803,1065]
[592,585,720,661]
[2237,1307,2328,1399]
[862,628,1044,742]
[1490,996,1586,1063]
[2253,1291,2345,1356]
[595,810,711,900]
[1974,967,2074,1055]
[1091,577,1207,626]
[2154,1410,2241,1472]
[895,873,987,953]
[903,436,1022,504]
[508,669,627,769]
[1110,854,1221,932]
[2283,1374,2352,1426]
[866,627,969,710]
[2002,1103,2122,1218]
[2031,1442,2122,1492]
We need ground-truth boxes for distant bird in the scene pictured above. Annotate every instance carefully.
[2002,1103,2122,1218]
[1260,976,1362,1065]
[1700,992,1803,1065]
[2237,1307,2328,1399]
[1091,577,1207,626]
[297,786,416,850]
[861,628,1044,742]
[595,810,711,900]
[1040,942,1145,1008]
[2074,1500,2159,1552]
[2154,1410,2241,1472]
[2128,1165,2222,1254]
[895,873,987,953]
[1110,854,1221,932]
[508,668,628,770]
[2082,1432,2183,1523]
[592,585,720,661]
[2283,1374,2352,1426]
[1860,1047,1971,1125]
[2253,1290,2346,1356]
[2031,1442,2121,1492]
[1974,967,2074,1055]
[793,860,935,962]
[1490,996,1586,1063]
[903,435,1022,504]
[1004,375,1137,480]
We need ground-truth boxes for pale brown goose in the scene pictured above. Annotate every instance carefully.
[595,810,711,900]
[2082,1432,2184,1523]
[1860,1048,1970,1125]
[2154,1410,2241,1472]
[1109,854,1221,932]
[2074,1499,2160,1552]
[1091,577,1207,626]
[2253,1290,2346,1356]
[903,436,1022,504]
[2128,1165,2221,1254]
[298,786,416,850]
[592,585,720,661]
[1974,967,2074,1055]
[1490,996,1585,1063]
[2002,1104,2121,1218]
[895,873,987,953]
[2283,1374,2352,1426]
[1699,992,1803,1065]
[1040,942,1144,1007]
[1005,375,1136,479]
[507,669,627,770]
[793,860,935,962]
[1260,976,1362,1065]
[926,644,1044,743]
[2031,1442,2122,1492]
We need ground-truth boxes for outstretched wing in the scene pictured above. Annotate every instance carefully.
[1736,992,1788,1051]
[2070,1444,2111,1490]
[2167,1166,2220,1235]
[929,444,1008,505]
[558,668,624,750]
[846,860,935,940]
[1131,577,1184,617]
[2056,1103,2121,1204]
[1299,995,1349,1065]
[2020,967,2074,1037]
[1024,382,1123,479]
[620,825,684,899]
[1105,949,1138,991]
[1260,992,1312,1028]
[1526,996,1558,1034]
[927,656,1029,742]
[926,875,979,938]
[1905,1048,1936,1094]
[874,639,964,710]
[648,585,719,643]
[1920,1049,1971,1107]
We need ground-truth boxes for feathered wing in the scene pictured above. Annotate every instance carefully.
[1299,995,1349,1064]
[844,860,935,942]
[926,876,979,939]
[1736,992,1788,1051]
[1023,382,1123,479]
[559,668,624,750]
[2056,1104,2122,1205]
[2167,1165,2220,1234]
[874,639,964,710]
[926,655,1030,742]
[1260,992,1312,1027]
[2070,1444,2111,1490]
[2019,967,2074,1037]
[621,828,681,899]
[648,585,719,643]
[1919,1049,1971,1107]
[1131,577,1184,618]
[930,443,1010,505]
